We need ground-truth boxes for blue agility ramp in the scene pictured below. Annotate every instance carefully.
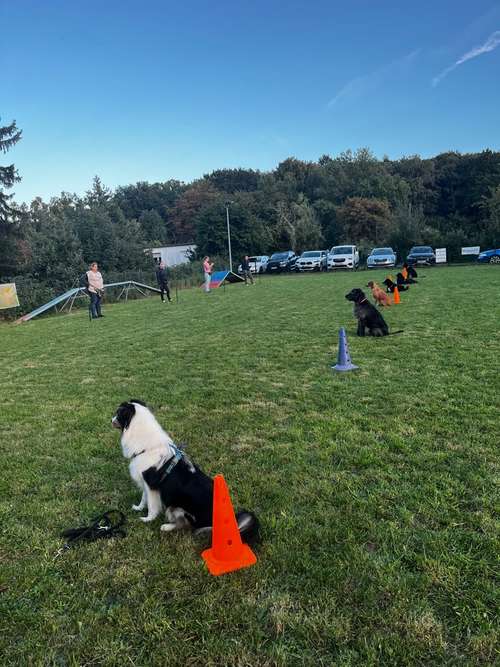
[207,270,245,289]
[17,280,161,323]
[17,287,81,323]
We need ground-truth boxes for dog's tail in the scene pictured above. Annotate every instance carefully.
[236,510,260,545]
[193,510,260,545]
[388,330,404,336]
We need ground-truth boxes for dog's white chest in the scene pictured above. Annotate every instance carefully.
[129,459,146,486]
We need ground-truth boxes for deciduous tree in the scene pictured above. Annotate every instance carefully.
[335,197,392,245]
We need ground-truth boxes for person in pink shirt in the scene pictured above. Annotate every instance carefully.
[203,256,214,293]
[86,261,104,318]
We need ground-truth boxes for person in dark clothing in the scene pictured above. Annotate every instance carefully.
[156,261,171,303]
[241,255,254,285]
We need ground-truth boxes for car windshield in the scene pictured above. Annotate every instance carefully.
[330,247,353,255]
[411,247,432,253]
[371,248,393,255]
[301,251,321,258]
[248,257,259,262]
[270,253,288,260]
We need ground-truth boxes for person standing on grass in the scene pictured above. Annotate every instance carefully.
[86,261,104,319]
[156,261,171,303]
[203,256,214,293]
[241,255,254,285]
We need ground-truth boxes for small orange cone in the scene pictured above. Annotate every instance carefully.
[393,286,401,304]
[202,474,257,576]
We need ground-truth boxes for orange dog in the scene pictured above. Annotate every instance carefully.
[367,280,392,307]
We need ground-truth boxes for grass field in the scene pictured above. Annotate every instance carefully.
[0,266,498,666]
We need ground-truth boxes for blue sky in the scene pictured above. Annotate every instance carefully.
[2,0,500,203]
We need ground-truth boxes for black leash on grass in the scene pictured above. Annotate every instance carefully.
[54,510,126,559]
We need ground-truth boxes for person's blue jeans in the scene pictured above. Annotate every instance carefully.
[90,292,102,318]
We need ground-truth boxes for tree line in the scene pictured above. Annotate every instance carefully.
[1,116,499,313]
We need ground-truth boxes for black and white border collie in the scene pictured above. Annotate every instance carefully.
[112,400,258,542]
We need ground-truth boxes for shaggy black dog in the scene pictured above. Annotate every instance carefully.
[345,288,390,337]
[383,277,409,293]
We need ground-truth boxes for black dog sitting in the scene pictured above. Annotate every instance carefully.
[397,271,417,286]
[383,277,409,293]
[345,288,390,337]
[402,263,418,283]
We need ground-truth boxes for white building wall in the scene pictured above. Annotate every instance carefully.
[150,244,197,267]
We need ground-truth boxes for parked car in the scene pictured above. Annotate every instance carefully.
[295,250,328,272]
[367,247,396,269]
[327,245,360,270]
[477,248,500,264]
[407,246,436,265]
[237,255,269,274]
[266,251,298,273]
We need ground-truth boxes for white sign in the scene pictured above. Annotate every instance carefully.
[435,248,447,264]
[0,283,19,309]
[461,246,480,255]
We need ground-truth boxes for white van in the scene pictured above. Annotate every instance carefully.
[327,245,360,270]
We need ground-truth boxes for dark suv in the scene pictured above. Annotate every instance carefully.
[266,251,298,273]
[407,246,436,265]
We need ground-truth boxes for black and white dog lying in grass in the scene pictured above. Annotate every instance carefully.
[345,288,403,337]
[112,400,258,542]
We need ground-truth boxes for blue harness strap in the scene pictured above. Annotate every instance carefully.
[157,443,192,484]
[163,444,183,475]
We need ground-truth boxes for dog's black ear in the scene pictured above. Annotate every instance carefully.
[143,466,161,489]
[116,402,136,430]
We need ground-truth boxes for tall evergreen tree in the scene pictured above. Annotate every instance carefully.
[0,119,22,222]
[0,119,22,277]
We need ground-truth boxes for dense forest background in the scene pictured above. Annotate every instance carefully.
[1,143,500,312]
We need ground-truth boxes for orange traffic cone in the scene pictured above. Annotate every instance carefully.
[202,474,257,576]
[393,286,401,304]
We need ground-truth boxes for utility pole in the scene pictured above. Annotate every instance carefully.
[225,201,233,271]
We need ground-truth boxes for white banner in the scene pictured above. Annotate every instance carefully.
[435,248,447,264]
[461,246,480,255]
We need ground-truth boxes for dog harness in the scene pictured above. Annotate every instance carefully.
[157,443,193,484]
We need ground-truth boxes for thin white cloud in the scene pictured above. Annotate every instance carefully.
[327,50,420,109]
[432,30,500,86]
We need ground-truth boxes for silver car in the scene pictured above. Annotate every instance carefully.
[295,250,328,272]
[367,247,396,269]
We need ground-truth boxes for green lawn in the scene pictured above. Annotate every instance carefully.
[0,266,498,666]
